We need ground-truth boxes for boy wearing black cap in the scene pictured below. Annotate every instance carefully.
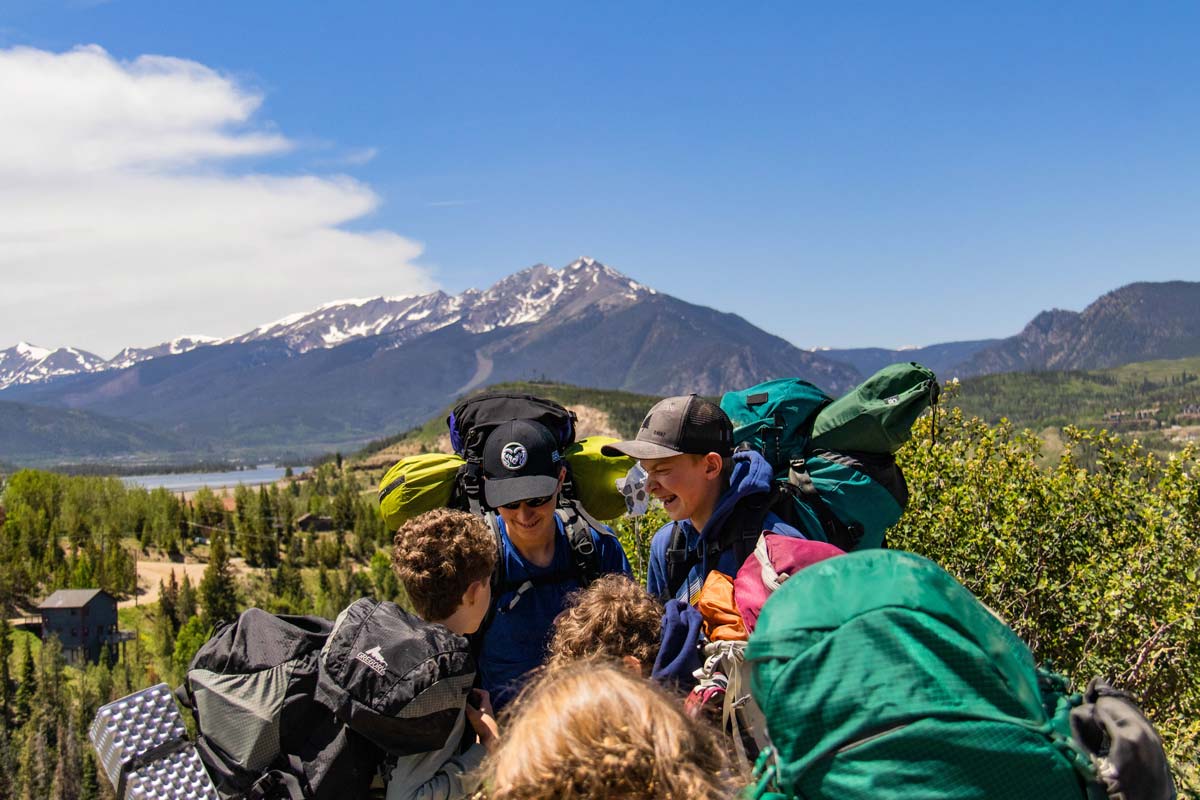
[603,395,805,604]
[477,419,631,709]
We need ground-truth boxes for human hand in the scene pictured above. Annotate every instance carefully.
[465,689,500,752]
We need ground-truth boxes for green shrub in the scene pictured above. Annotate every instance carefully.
[893,406,1199,786]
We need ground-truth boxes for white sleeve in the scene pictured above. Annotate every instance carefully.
[385,710,487,800]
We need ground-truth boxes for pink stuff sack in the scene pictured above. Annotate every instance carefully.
[733,534,844,634]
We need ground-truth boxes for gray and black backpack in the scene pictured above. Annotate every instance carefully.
[176,599,474,799]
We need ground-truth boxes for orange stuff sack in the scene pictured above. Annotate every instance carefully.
[695,570,748,642]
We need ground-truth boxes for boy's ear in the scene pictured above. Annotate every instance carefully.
[703,452,724,479]
[465,578,488,607]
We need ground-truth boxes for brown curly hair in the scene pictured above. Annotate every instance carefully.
[480,660,733,800]
[546,574,664,671]
[392,508,496,620]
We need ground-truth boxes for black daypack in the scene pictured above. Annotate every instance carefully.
[178,601,473,799]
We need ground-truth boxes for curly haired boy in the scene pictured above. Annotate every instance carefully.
[545,574,664,676]
[387,508,499,800]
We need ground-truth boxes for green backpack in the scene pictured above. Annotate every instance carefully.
[745,550,1121,800]
[720,365,935,552]
[810,361,939,454]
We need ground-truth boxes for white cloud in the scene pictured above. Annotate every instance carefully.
[0,45,436,357]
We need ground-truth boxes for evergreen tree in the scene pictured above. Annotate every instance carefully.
[48,720,81,800]
[0,617,12,718]
[331,480,355,534]
[17,709,51,800]
[176,572,198,626]
[14,636,35,723]
[159,571,178,635]
[257,485,277,567]
[200,531,239,628]
[79,751,99,800]
[36,635,65,720]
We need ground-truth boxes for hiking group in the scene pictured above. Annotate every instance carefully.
[97,367,1177,800]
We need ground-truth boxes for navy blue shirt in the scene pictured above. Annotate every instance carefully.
[477,515,632,709]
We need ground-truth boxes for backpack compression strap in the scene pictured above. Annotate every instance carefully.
[784,458,865,551]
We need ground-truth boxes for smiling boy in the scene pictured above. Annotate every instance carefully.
[603,395,805,603]
[475,419,632,708]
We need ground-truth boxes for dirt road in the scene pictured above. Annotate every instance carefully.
[120,557,248,609]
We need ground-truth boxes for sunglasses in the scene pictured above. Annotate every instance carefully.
[499,494,555,510]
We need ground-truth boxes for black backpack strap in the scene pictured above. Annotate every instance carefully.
[785,458,864,551]
[245,765,309,800]
[663,522,701,601]
[555,501,604,586]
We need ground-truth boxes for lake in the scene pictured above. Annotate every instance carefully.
[121,464,308,493]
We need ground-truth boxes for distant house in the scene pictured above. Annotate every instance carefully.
[37,589,121,665]
[295,513,334,532]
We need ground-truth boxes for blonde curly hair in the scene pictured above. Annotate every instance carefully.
[546,573,664,671]
[480,660,733,800]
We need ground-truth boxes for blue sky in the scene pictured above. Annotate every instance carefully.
[2,2,1199,355]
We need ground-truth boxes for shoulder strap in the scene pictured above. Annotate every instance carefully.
[555,501,605,587]
[662,490,776,602]
[663,522,699,601]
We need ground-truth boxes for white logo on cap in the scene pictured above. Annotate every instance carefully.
[500,442,528,470]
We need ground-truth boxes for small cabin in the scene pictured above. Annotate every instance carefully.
[296,513,334,532]
[37,589,120,665]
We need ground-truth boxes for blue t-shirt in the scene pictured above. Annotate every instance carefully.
[477,515,631,709]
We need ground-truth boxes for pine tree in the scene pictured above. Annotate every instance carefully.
[14,636,35,723]
[48,720,81,800]
[257,485,277,567]
[0,617,12,718]
[79,751,99,800]
[176,571,198,626]
[160,569,180,634]
[200,531,239,628]
[17,709,51,800]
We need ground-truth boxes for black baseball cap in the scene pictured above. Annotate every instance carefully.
[601,394,733,460]
[481,419,564,508]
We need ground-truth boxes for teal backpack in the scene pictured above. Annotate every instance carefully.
[744,550,1175,800]
[720,363,937,552]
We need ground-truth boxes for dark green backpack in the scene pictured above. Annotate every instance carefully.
[744,550,1175,800]
[720,364,935,552]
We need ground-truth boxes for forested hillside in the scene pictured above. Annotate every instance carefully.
[0,390,1196,795]
[956,355,1200,452]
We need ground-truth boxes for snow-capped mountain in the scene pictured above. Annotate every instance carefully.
[0,256,867,458]
[107,336,221,370]
[0,342,107,390]
[222,257,655,353]
[0,259,657,389]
